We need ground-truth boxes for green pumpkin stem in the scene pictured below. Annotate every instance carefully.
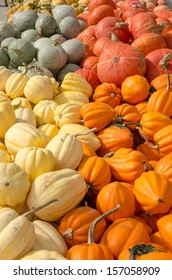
[87,204,121,244]
[130,243,158,260]
[22,199,58,217]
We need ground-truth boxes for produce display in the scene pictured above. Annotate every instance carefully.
[1,0,172,260]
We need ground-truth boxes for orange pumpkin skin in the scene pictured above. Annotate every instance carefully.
[157,214,172,251]
[136,142,162,161]
[121,75,150,104]
[80,142,97,160]
[140,112,172,141]
[150,231,170,249]
[66,243,114,260]
[155,153,172,183]
[80,102,115,132]
[135,101,148,116]
[87,5,115,26]
[139,212,164,234]
[133,170,172,215]
[77,155,111,194]
[96,182,136,222]
[114,103,141,129]
[96,125,134,157]
[93,82,122,108]
[154,124,172,156]
[105,148,151,183]
[100,217,151,259]
[58,206,107,248]
[118,243,169,260]
[150,73,172,93]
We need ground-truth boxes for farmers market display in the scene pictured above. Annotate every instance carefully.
[1,0,172,260]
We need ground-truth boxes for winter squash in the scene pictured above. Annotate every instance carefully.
[52,4,76,25]
[54,103,82,128]
[35,13,57,37]
[38,124,59,141]
[157,214,172,251]
[80,102,115,132]
[12,10,38,32]
[133,170,172,214]
[87,0,116,12]
[61,39,86,64]
[11,97,32,110]
[97,42,146,87]
[153,124,172,156]
[100,217,151,259]
[0,22,15,43]
[0,48,10,67]
[15,107,37,127]
[46,131,83,170]
[20,249,67,260]
[105,148,151,183]
[5,72,29,99]
[66,205,120,260]
[14,147,55,182]
[96,181,136,222]
[56,63,81,83]
[77,155,111,194]
[87,5,115,26]
[58,206,107,248]
[0,100,16,140]
[33,100,59,127]
[57,16,81,39]
[121,3,148,21]
[136,142,162,161]
[155,153,172,183]
[0,162,30,207]
[121,75,150,104]
[26,168,88,221]
[96,124,134,157]
[75,69,100,90]
[54,91,89,107]
[21,29,41,43]
[0,66,12,91]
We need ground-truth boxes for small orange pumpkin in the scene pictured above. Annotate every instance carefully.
[157,214,172,251]
[155,153,172,183]
[136,142,162,161]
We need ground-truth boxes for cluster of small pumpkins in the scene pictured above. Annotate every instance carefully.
[0,0,172,260]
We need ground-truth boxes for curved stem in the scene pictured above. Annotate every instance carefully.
[130,243,156,260]
[22,199,58,217]
[159,53,171,91]
[136,127,158,150]
[74,127,97,137]
[88,204,121,244]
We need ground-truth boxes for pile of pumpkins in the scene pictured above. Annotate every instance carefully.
[1,0,172,260]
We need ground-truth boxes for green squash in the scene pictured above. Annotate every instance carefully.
[12,10,38,32]
[0,48,10,67]
[0,22,15,43]
[35,14,57,37]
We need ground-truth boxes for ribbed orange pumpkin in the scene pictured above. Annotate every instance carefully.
[93,82,122,108]
[96,181,136,222]
[80,142,97,160]
[80,102,115,132]
[155,153,172,183]
[157,214,172,251]
[96,124,134,157]
[150,231,171,248]
[133,170,172,214]
[136,142,162,161]
[58,206,107,248]
[77,155,111,194]
[105,148,151,183]
[150,73,172,93]
[153,124,172,156]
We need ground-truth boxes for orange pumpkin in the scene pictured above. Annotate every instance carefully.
[66,205,120,260]
[96,181,136,222]
[121,75,150,104]
[155,153,172,183]
[80,102,115,132]
[157,214,172,251]
[58,206,107,248]
[150,73,172,93]
[133,170,172,214]
[135,101,148,116]
[139,212,164,234]
[100,217,151,259]
[93,82,122,108]
[80,142,97,160]
[96,124,134,157]
[105,148,151,183]
[77,155,111,194]
[150,231,170,248]
[136,142,162,161]
[153,124,172,156]
[87,4,115,26]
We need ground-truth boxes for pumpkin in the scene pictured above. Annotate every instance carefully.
[12,10,38,32]
[5,72,29,99]
[155,153,172,183]
[0,47,10,67]
[153,124,172,156]
[59,124,101,151]
[0,150,9,163]
[57,16,81,39]
[80,55,98,71]
[87,0,116,12]
[96,181,136,222]
[4,122,48,156]
[100,217,151,259]
[14,147,55,182]
[96,124,134,157]
[11,97,32,110]
[133,170,172,214]
[0,100,16,140]
[139,212,164,234]
[136,142,162,161]
[75,69,101,90]
[56,63,81,83]
[97,42,146,87]
[77,155,111,194]
[46,131,83,170]
[38,124,59,141]
[59,72,93,98]
[66,205,120,260]
[24,75,54,104]
[15,107,37,127]
[54,103,82,128]
[32,220,68,255]
[26,168,88,221]
[33,100,59,127]
[93,82,121,108]
[121,75,150,104]
[0,66,12,91]
[8,38,36,68]
[54,91,89,107]
[0,22,15,43]
[21,29,41,43]
[35,13,57,37]
[58,206,107,248]
[157,214,172,251]
[135,101,148,116]
[20,249,67,260]
[80,102,115,132]
[105,148,151,183]
[150,231,169,248]
[61,39,86,64]
[80,142,97,160]
[87,5,115,26]
[52,4,76,26]
[76,33,96,58]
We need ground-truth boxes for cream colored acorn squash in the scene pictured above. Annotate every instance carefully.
[38,124,59,140]
[53,91,89,107]
[0,100,16,140]
[26,168,88,221]
[5,72,29,99]
[0,66,12,91]
[54,102,82,127]
[11,97,32,110]
[15,107,37,127]
[20,249,67,260]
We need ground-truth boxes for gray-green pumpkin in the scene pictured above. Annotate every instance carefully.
[33,37,54,58]
[12,10,38,32]
[21,29,41,43]
[18,64,54,78]
[8,38,36,68]
[0,48,10,67]
[0,22,15,43]
[61,39,86,64]
[52,5,76,26]
[57,16,81,39]
[50,34,67,45]
[35,14,57,37]
[1,37,16,50]
[56,63,81,83]
[37,44,67,74]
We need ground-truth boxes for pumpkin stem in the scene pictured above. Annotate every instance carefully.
[87,204,121,244]
[62,228,73,239]
[103,152,115,158]
[22,199,58,217]
[116,22,129,29]
[108,32,119,42]
[11,48,23,56]
[159,53,171,91]
[22,63,28,75]
[130,243,157,260]
[136,127,158,150]
[74,127,97,137]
